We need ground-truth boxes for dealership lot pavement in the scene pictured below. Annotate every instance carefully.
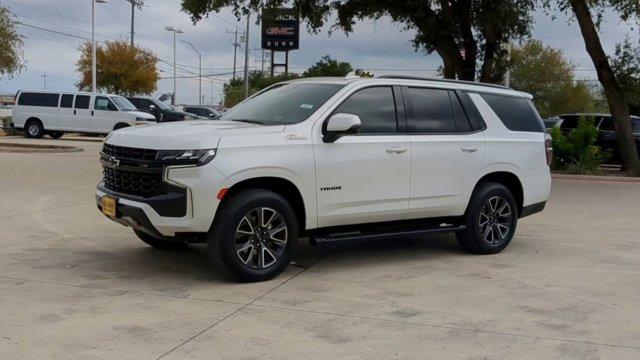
[1,136,640,359]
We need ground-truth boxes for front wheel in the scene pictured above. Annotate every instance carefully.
[208,189,298,282]
[456,182,518,254]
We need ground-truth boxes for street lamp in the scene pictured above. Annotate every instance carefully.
[92,0,108,93]
[181,40,202,106]
[165,26,183,106]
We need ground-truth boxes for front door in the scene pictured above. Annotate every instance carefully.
[404,87,486,219]
[314,86,411,227]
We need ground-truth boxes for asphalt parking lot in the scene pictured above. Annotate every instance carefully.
[1,136,640,359]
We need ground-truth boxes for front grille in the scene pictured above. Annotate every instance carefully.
[103,166,165,198]
[102,143,158,161]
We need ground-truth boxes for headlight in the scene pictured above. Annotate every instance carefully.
[156,149,216,166]
[135,117,153,125]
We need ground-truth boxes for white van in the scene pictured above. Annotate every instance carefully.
[12,90,156,138]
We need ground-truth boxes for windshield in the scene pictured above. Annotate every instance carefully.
[221,83,344,125]
[154,100,172,110]
[111,96,137,111]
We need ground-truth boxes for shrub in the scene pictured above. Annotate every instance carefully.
[551,116,609,175]
[1,116,21,136]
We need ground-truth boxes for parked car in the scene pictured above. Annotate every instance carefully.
[182,105,222,120]
[543,117,560,131]
[127,96,194,122]
[555,113,640,165]
[12,90,155,138]
[96,75,551,282]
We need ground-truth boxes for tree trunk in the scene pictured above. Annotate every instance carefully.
[569,0,640,171]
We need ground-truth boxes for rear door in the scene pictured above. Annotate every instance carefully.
[91,96,117,132]
[57,94,75,130]
[405,87,486,218]
[72,95,91,131]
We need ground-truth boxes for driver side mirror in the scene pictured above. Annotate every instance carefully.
[323,113,361,143]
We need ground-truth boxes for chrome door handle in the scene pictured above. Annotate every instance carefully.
[461,146,479,153]
[386,147,407,154]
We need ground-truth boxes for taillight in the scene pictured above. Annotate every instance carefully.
[544,133,553,166]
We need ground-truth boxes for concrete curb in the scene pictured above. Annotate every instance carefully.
[552,173,640,183]
[0,142,83,153]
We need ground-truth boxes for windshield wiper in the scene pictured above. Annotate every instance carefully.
[231,119,264,125]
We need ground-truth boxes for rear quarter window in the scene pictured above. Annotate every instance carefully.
[17,92,60,107]
[480,93,544,132]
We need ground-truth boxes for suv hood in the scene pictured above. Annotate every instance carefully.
[106,120,285,149]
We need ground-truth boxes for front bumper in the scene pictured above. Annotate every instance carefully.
[96,163,228,237]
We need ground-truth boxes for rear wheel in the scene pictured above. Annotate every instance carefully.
[134,230,189,250]
[48,131,64,139]
[24,119,44,138]
[456,182,518,254]
[208,189,298,282]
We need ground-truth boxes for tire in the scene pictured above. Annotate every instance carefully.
[456,182,518,254]
[24,119,44,138]
[208,189,299,282]
[114,123,129,130]
[134,230,189,250]
[48,131,64,139]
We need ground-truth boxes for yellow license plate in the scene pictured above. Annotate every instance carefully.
[101,196,117,218]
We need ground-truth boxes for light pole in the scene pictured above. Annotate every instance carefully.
[181,40,202,106]
[243,11,250,99]
[92,0,108,93]
[165,26,183,106]
[41,73,50,90]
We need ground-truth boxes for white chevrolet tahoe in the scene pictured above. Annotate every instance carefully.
[96,76,552,282]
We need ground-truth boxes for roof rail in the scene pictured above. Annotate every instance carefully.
[375,75,511,90]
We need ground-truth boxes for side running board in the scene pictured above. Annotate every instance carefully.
[312,224,466,245]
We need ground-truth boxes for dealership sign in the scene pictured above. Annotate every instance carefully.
[261,8,300,50]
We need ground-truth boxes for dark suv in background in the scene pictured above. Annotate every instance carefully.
[127,97,193,122]
[182,105,222,119]
[557,113,640,165]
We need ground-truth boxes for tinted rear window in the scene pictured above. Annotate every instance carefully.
[74,95,90,109]
[481,94,544,132]
[60,94,74,108]
[405,87,456,133]
[18,92,59,107]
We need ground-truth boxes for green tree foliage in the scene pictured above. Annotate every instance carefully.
[542,0,640,172]
[509,39,598,118]
[76,40,159,95]
[180,0,536,82]
[302,56,352,77]
[612,38,640,115]
[550,116,609,175]
[0,5,24,79]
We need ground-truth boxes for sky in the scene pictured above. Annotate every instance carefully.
[1,0,639,106]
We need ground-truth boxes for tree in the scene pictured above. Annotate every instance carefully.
[302,55,352,77]
[509,39,598,118]
[612,38,640,115]
[76,39,159,95]
[548,0,640,172]
[180,0,536,82]
[0,5,24,79]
